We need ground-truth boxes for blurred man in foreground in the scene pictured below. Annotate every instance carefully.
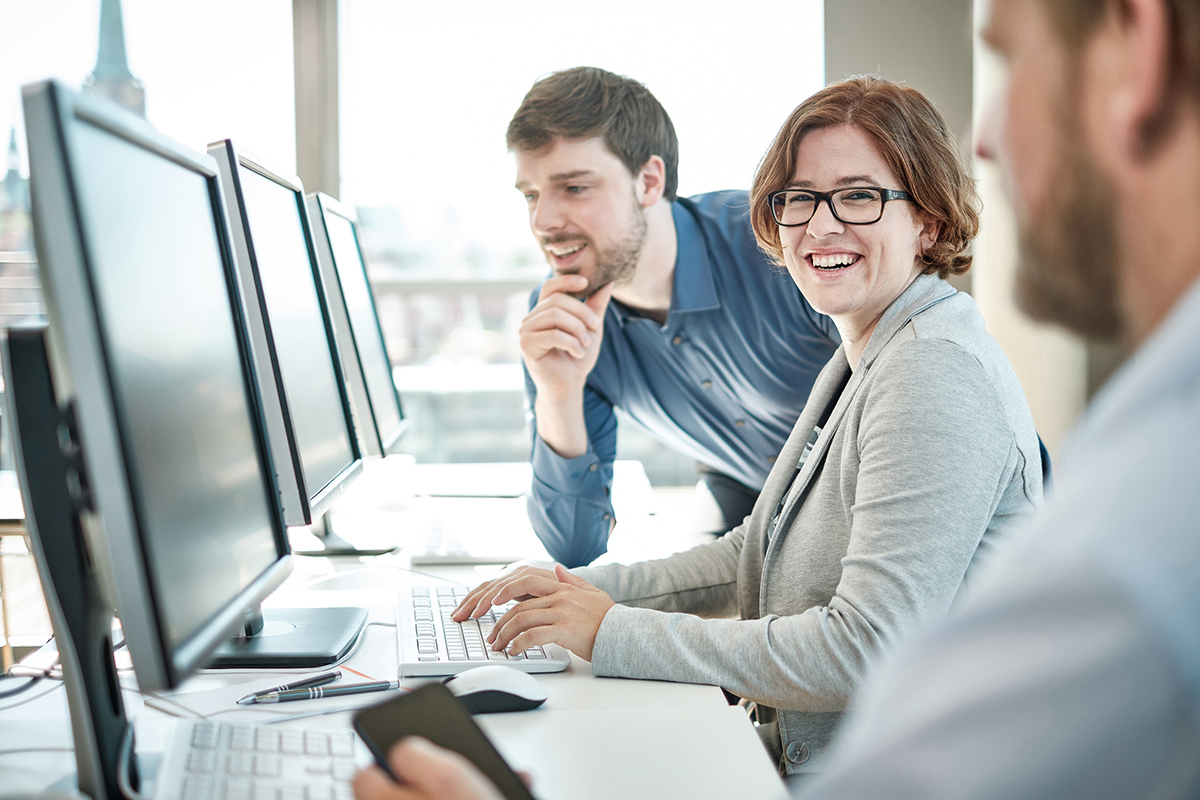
[355,0,1200,795]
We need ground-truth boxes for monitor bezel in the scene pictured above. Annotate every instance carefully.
[306,191,408,457]
[22,80,294,692]
[208,140,364,522]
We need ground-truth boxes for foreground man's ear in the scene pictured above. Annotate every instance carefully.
[1088,0,1173,166]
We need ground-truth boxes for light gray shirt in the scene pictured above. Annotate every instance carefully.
[576,274,1043,773]
[802,277,1200,798]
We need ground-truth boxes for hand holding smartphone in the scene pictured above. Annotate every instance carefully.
[353,683,535,800]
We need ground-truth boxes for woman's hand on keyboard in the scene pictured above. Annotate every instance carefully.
[484,564,615,662]
[352,736,506,800]
[451,565,560,622]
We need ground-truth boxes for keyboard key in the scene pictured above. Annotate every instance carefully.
[307,787,335,800]
[228,751,255,776]
[230,725,256,751]
[332,759,357,781]
[280,730,305,755]
[305,731,331,755]
[226,779,253,800]
[182,774,213,800]
[256,728,281,752]
[192,721,220,749]
[330,731,356,757]
[253,784,280,800]
[281,787,306,800]
[256,753,283,777]
[306,758,333,774]
[186,747,217,773]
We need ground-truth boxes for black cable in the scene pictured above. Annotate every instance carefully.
[0,675,42,700]
[0,678,64,711]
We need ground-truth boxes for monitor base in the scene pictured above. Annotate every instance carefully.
[210,606,369,669]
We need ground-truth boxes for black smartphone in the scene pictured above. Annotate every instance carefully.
[353,683,535,800]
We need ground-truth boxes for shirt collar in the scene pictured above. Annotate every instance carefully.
[610,200,720,325]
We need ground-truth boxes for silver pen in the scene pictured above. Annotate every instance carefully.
[248,680,402,704]
[236,670,342,705]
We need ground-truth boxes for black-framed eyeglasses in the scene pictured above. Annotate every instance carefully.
[768,186,912,227]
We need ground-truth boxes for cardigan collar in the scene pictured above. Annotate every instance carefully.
[855,272,956,371]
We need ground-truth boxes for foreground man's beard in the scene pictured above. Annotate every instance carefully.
[1014,101,1124,340]
[547,194,648,299]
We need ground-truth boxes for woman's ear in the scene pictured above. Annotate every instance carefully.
[919,218,941,254]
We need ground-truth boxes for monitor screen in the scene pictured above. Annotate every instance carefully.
[21,82,293,690]
[72,125,281,651]
[234,165,357,501]
[315,197,405,454]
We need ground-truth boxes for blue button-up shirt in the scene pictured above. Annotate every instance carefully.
[524,191,840,566]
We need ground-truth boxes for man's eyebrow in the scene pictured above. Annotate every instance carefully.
[549,169,596,182]
[515,169,597,192]
[787,175,879,189]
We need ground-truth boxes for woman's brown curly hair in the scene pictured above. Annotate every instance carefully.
[750,76,980,279]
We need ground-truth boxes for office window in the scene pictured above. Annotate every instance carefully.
[0,0,295,329]
[340,0,825,477]
[0,1,297,656]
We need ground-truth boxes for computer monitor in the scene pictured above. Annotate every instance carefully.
[306,192,407,458]
[13,80,366,798]
[208,141,372,554]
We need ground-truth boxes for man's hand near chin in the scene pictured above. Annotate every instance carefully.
[519,274,614,459]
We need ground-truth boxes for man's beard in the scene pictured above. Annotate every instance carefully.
[544,196,648,299]
[1014,94,1124,340]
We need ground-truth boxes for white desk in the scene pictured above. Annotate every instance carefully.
[0,463,786,799]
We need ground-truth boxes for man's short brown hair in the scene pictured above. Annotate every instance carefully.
[507,67,680,201]
[749,76,980,279]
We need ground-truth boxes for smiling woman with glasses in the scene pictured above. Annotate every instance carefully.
[450,76,1045,782]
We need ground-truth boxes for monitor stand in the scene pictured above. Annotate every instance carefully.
[292,507,397,557]
[4,328,136,800]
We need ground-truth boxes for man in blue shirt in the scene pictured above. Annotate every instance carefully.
[509,67,840,567]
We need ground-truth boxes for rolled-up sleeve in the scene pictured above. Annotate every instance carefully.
[525,365,619,567]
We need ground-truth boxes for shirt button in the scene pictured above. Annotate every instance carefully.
[588,463,598,472]
[671,335,683,345]
[603,513,612,521]
[701,379,713,389]
[735,419,745,428]
[785,741,810,765]
[767,455,776,463]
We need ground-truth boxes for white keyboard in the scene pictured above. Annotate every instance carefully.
[157,720,369,800]
[397,585,572,677]
[408,528,522,566]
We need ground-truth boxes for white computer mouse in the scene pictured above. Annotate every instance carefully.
[442,664,548,714]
